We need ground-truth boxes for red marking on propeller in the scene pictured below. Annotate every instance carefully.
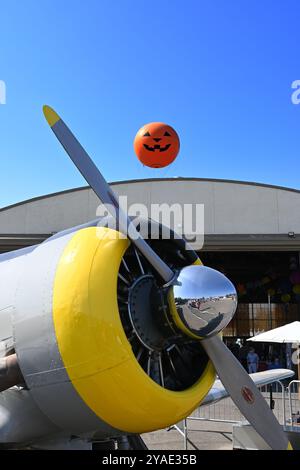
[241,386,255,404]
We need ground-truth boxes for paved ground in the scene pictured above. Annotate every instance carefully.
[142,420,233,450]
[141,389,300,450]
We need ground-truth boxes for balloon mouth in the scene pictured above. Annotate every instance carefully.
[143,143,171,152]
[171,265,238,340]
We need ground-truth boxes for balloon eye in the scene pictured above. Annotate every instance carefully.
[164,131,171,136]
[143,132,150,137]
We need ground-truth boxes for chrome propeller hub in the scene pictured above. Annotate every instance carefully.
[172,265,237,339]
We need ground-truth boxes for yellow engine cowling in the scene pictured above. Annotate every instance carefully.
[53,226,216,434]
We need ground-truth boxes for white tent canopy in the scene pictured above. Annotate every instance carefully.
[247,321,300,344]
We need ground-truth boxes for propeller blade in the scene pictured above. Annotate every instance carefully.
[43,105,174,283]
[202,335,291,450]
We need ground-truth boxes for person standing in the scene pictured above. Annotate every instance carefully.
[239,341,249,371]
[247,348,259,373]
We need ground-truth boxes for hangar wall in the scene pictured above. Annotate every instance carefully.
[1,178,300,252]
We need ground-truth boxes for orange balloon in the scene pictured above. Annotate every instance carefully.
[134,122,180,168]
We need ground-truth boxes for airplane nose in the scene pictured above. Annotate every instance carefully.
[153,138,161,142]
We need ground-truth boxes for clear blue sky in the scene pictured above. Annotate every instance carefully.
[1,0,300,208]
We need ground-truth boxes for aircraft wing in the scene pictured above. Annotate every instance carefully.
[201,368,294,407]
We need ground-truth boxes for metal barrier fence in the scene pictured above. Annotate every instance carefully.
[287,380,300,427]
[173,380,300,449]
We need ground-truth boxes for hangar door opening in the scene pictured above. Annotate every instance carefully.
[200,251,300,373]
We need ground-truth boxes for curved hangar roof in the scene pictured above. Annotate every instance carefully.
[1,178,300,252]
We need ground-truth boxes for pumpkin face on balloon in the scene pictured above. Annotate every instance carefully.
[134,122,180,168]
